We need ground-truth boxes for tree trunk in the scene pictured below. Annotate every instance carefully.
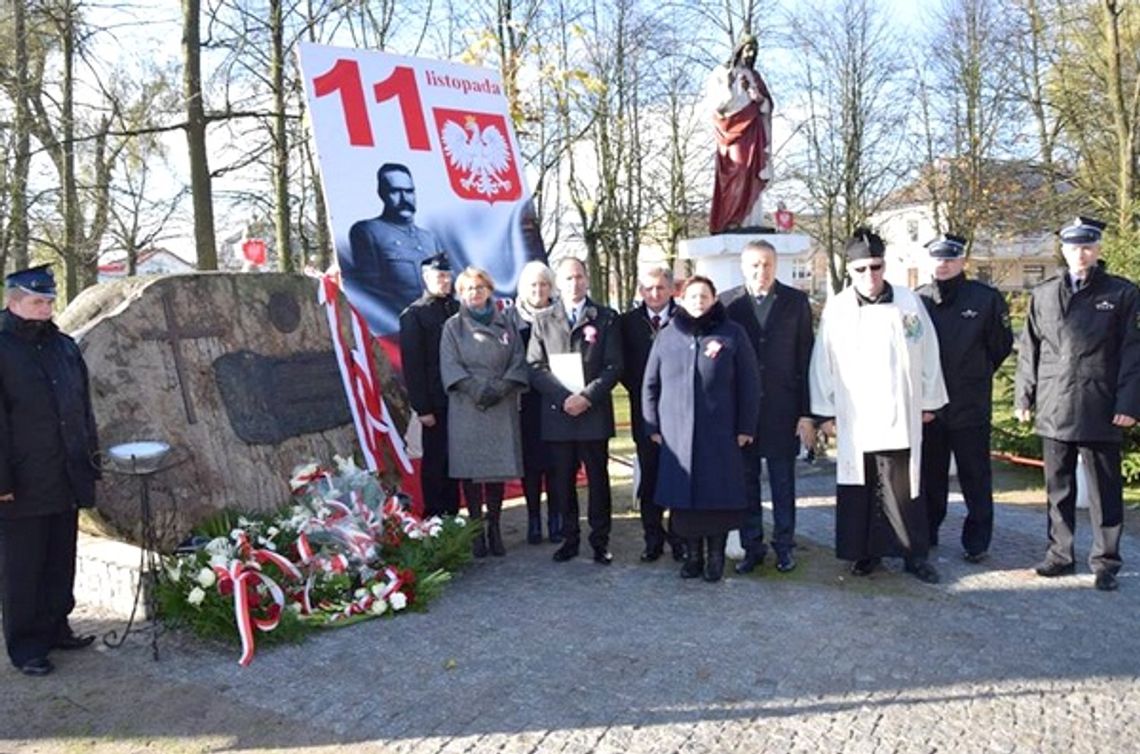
[8,0,31,273]
[1104,0,1136,231]
[183,0,218,270]
[271,0,293,272]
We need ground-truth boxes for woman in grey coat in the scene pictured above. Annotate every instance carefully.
[440,267,529,556]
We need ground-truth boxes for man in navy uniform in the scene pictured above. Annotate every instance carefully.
[1015,216,1140,591]
[720,240,814,574]
[619,264,684,563]
[0,265,100,676]
[399,254,461,519]
[917,233,1013,563]
[527,256,623,565]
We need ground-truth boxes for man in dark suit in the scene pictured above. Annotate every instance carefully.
[1016,216,1140,591]
[720,240,814,574]
[620,264,684,563]
[342,163,443,335]
[399,254,461,519]
[0,265,99,676]
[917,233,1013,563]
[527,256,623,564]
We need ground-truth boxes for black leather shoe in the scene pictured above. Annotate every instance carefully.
[775,551,797,573]
[850,557,881,576]
[593,548,613,565]
[526,517,543,545]
[962,551,988,564]
[639,547,663,563]
[670,543,687,562]
[733,551,765,575]
[1035,560,1076,578]
[905,559,940,584]
[1095,571,1119,592]
[552,543,579,562]
[53,633,95,650]
[19,657,53,676]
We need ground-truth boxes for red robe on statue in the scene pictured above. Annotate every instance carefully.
[709,68,772,234]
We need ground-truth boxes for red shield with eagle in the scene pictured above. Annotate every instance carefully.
[432,108,522,203]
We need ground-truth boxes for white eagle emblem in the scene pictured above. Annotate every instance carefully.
[440,116,513,198]
[1096,300,1115,311]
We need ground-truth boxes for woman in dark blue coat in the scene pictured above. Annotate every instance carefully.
[642,276,760,582]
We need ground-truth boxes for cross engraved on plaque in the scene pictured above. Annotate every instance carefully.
[142,291,227,424]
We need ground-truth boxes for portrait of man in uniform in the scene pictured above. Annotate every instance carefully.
[340,163,444,335]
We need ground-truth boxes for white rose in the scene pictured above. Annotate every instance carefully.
[370,583,385,598]
[370,600,388,615]
[407,528,424,540]
[208,554,229,569]
[267,526,280,538]
[187,586,206,606]
[165,563,182,583]
[389,591,408,611]
[288,602,302,614]
[196,568,216,588]
[453,516,467,528]
[354,588,367,599]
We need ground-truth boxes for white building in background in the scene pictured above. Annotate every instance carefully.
[97,248,195,282]
[869,160,1073,293]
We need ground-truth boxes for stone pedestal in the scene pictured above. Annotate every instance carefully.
[678,232,811,293]
[75,532,152,619]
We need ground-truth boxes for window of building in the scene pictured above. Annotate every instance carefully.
[1023,264,1045,288]
[791,259,811,281]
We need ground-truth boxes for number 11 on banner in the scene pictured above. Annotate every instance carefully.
[311,58,431,151]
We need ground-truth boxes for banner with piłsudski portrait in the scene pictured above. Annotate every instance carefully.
[298,43,544,337]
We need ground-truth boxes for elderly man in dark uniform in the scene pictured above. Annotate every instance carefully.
[720,239,814,574]
[399,254,460,518]
[343,163,443,334]
[1015,216,1140,592]
[620,264,684,563]
[0,265,100,676]
[527,256,622,564]
[917,233,1013,563]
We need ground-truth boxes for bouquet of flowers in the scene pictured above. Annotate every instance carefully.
[155,457,478,666]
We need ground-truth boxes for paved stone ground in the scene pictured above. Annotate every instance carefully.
[2,461,1139,754]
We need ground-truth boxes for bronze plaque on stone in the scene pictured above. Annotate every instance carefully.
[213,350,352,444]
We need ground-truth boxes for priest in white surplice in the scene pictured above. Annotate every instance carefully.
[810,229,948,583]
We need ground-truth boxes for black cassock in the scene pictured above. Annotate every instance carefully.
[835,449,931,562]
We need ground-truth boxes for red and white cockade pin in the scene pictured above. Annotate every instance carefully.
[704,340,723,359]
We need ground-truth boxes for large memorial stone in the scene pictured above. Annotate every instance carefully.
[59,273,410,548]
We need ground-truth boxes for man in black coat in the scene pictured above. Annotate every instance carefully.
[619,264,683,563]
[0,265,100,676]
[527,256,622,564]
[399,254,460,517]
[1016,216,1140,592]
[719,240,814,573]
[917,233,1013,563]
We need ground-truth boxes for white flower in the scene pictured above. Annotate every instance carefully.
[187,586,206,606]
[208,554,229,569]
[229,528,244,541]
[428,525,443,537]
[264,541,277,551]
[370,583,385,598]
[267,526,279,538]
[237,516,252,528]
[370,600,388,615]
[453,516,467,528]
[165,563,182,583]
[196,568,216,588]
[288,602,302,614]
[205,537,231,556]
[427,516,443,527]
[354,588,367,599]
[389,591,408,611]
[407,528,424,540]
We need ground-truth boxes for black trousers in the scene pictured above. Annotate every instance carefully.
[1041,438,1123,574]
[633,435,680,552]
[548,440,612,550]
[921,420,994,556]
[836,450,929,562]
[0,510,79,667]
[421,414,459,517]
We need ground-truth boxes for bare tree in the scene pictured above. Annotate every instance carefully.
[784,0,911,293]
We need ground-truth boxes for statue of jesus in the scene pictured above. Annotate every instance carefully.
[705,34,773,234]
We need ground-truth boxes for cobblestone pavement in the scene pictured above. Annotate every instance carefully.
[3,461,1139,753]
